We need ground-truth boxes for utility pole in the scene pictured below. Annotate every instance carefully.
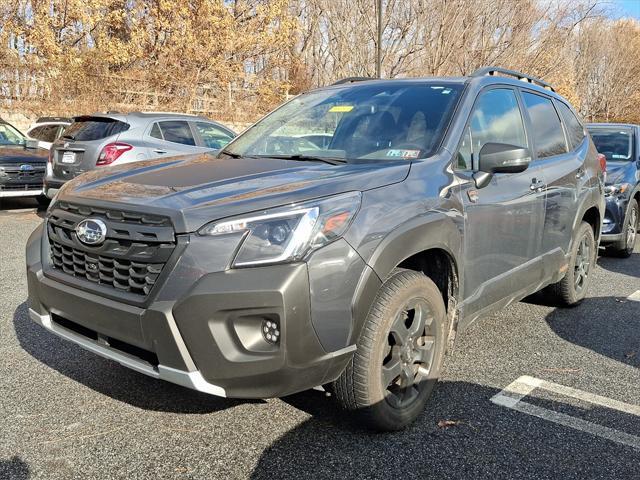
[376,0,382,78]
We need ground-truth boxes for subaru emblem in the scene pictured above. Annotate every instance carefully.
[75,218,108,246]
[19,164,34,172]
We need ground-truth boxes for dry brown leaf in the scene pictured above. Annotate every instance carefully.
[437,420,462,428]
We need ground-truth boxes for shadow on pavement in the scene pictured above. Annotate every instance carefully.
[545,295,640,369]
[0,457,29,480]
[597,251,640,277]
[252,380,640,480]
[13,302,259,414]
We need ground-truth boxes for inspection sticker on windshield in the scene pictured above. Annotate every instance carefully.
[386,149,420,158]
[329,105,354,113]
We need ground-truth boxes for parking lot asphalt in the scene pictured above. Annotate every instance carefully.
[1,198,639,480]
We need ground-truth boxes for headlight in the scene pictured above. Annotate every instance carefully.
[199,192,361,267]
[604,183,631,197]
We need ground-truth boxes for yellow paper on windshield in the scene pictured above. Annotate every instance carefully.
[329,105,354,113]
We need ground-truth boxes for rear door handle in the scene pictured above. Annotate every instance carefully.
[153,149,167,154]
[530,178,546,192]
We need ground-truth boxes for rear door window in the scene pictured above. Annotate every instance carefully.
[521,92,568,158]
[555,101,585,151]
[63,117,129,141]
[158,121,196,146]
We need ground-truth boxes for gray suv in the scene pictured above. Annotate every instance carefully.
[26,68,605,431]
[44,112,236,199]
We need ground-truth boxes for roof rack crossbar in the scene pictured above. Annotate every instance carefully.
[331,77,375,86]
[471,67,555,92]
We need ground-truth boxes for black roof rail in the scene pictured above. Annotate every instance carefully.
[36,116,72,123]
[471,66,555,92]
[332,77,375,86]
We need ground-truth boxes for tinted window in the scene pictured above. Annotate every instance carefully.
[224,83,463,161]
[195,122,234,149]
[159,121,196,146]
[521,92,567,158]
[556,102,585,150]
[468,88,527,160]
[589,128,633,162]
[63,117,129,141]
[456,126,472,170]
[150,122,163,140]
[31,124,59,143]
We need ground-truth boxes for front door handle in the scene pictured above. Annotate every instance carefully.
[530,178,546,192]
[576,168,585,179]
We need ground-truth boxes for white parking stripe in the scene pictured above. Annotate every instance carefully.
[491,376,640,451]
[628,290,640,302]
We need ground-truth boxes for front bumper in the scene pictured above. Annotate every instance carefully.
[0,188,43,198]
[26,223,371,398]
[600,194,630,243]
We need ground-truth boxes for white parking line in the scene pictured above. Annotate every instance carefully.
[491,376,640,451]
[628,290,640,302]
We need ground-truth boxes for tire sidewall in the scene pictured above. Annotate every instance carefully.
[564,222,596,304]
[364,272,447,429]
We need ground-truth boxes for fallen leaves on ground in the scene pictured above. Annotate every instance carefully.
[437,420,462,428]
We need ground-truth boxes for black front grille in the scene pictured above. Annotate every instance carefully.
[0,163,45,189]
[47,202,176,297]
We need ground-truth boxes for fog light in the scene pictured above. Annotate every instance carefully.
[262,319,280,344]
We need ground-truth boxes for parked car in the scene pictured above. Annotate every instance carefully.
[44,112,236,199]
[26,117,72,150]
[27,68,605,431]
[587,123,639,257]
[0,118,49,204]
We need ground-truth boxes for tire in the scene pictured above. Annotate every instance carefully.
[544,221,596,307]
[333,269,447,431]
[36,194,50,207]
[607,198,638,258]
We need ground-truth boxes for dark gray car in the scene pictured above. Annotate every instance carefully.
[26,68,605,431]
[44,112,236,199]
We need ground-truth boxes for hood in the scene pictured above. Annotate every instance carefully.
[59,153,410,233]
[0,145,48,164]
[606,161,637,186]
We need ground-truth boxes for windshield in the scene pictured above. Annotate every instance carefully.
[589,128,633,162]
[223,82,463,162]
[0,122,25,146]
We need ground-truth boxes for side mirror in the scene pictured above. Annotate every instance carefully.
[479,142,531,174]
[25,139,40,150]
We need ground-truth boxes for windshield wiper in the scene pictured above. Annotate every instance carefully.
[263,154,347,165]
[219,149,241,158]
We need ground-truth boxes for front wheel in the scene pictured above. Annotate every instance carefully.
[608,199,638,258]
[332,270,447,431]
[543,221,596,306]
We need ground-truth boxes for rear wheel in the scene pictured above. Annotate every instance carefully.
[543,221,595,306]
[607,199,638,258]
[333,269,447,431]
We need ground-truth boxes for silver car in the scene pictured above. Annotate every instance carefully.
[44,112,236,198]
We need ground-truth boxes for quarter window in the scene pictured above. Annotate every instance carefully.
[556,101,585,150]
[150,122,163,140]
[521,92,568,158]
[158,121,196,146]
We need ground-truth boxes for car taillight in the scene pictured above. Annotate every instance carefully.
[96,143,133,166]
[597,153,606,173]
